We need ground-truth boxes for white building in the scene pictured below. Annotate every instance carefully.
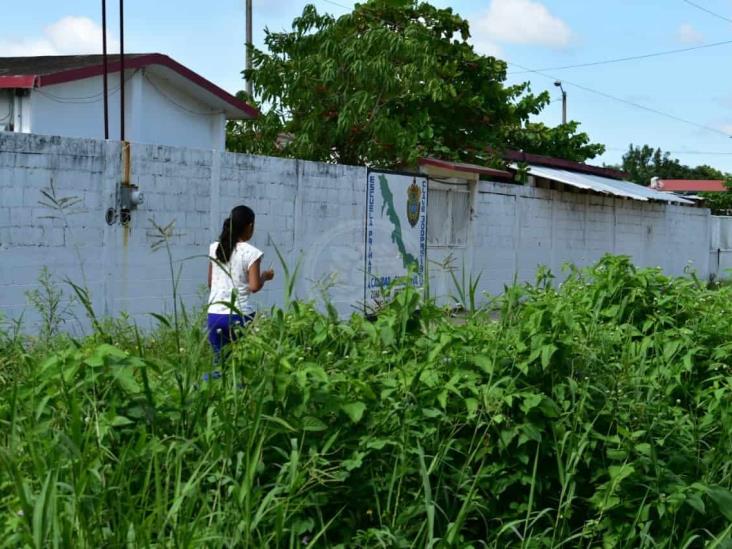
[0,53,256,150]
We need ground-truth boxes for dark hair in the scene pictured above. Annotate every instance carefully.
[216,205,255,263]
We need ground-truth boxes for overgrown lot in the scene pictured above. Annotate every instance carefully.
[2,256,732,547]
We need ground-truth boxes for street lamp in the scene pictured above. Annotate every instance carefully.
[554,81,567,125]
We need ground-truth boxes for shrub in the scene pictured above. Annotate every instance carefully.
[1,255,732,547]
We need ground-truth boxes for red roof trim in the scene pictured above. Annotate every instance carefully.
[0,75,36,88]
[419,157,513,180]
[498,149,628,181]
[2,53,257,118]
[653,179,727,192]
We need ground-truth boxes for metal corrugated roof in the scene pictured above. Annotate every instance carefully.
[524,164,695,205]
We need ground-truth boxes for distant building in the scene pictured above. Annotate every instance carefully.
[650,177,727,193]
[0,53,256,150]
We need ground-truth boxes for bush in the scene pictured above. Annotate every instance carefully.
[2,255,732,547]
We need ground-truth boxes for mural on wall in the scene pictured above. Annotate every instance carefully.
[365,170,428,308]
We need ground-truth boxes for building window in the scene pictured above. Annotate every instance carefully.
[427,186,470,247]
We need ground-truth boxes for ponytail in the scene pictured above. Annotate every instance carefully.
[216,205,255,263]
[216,217,234,263]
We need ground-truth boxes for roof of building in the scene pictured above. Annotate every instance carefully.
[650,179,727,193]
[419,153,693,205]
[418,157,513,181]
[525,165,694,205]
[499,149,628,181]
[0,53,257,119]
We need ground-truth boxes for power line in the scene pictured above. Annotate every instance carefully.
[144,73,224,116]
[508,61,732,139]
[670,150,732,156]
[606,146,732,156]
[37,83,123,104]
[509,38,732,74]
[34,70,139,104]
[682,0,732,24]
[320,0,351,11]
[270,1,731,143]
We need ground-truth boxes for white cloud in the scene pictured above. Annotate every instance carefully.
[0,16,119,57]
[471,0,573,50]
[677,23,704,45]
[473,39,504,58]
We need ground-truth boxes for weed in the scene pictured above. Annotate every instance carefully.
[24,266,76,340]
[2,255,732,547]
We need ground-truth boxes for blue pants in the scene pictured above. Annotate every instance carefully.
[207,313,255,356]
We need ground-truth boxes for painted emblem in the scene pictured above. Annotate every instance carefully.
[406,178,421,228]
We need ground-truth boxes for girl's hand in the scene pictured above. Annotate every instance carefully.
[262,269,275,282]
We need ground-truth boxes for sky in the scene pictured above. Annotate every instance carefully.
[3,0,732,174]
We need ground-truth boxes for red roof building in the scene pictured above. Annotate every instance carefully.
[650,178,727,193]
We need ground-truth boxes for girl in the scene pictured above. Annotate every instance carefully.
[207,205,274,361]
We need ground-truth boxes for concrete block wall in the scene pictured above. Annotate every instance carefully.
[0,133,368,333]
[0,132,715,333]
[710,216,732,279]
[444,181,711,303]
[0,134,120,331]
[292,160,366,313]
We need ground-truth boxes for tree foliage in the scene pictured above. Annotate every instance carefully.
[228,0,604,168]
[699,184,732,215]
[507,121,606,163]
[619,144,724,185]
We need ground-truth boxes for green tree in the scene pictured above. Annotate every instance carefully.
[619,144,724,185]
[700,182,732,215]
[507,121,606,163]
[228,0,604,168]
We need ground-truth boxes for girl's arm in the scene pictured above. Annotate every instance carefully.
[208,262,212,288]
[248,257,274,293]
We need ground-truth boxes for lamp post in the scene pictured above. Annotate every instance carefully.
[554,81,567,125]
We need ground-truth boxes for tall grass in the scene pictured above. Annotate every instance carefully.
[2,255,732,547]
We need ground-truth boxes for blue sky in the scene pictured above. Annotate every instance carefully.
[4,0,732,174]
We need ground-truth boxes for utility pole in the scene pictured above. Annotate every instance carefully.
[119,0,125,141]
[102,0,109,139]
[554,81,567,125]
[246,0,253,99]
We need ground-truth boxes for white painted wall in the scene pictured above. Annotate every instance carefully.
[710,216,732,279]
[426,180,712,303]
[30,73,128,141]
[139,71,226,150]
[476,182,710,295]
[0,132,715,334]
[0,133,366,331]
[27,70,226,150]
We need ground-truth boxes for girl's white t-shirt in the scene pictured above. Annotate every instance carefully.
[208,241,263,315]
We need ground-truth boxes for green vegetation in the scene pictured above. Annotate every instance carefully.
[228,0,605,167]
[615,144,732,215]
[2,256,732,547]
[619,144,726,185]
